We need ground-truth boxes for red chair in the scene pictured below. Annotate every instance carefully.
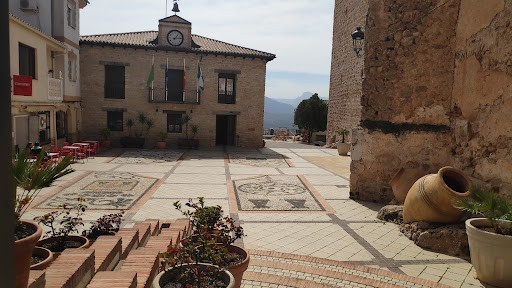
[85,143,97,158]
[71,144,87,163]
[64,142,70,146]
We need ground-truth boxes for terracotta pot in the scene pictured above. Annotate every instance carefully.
[389,168,426,204]
[227,245,250,288]
[31,246,54,270]
[152,263,234,288]
[155,141,166,149]
[466,218,512,288]
[403,166,471,223]
[337,142,350,156]
[15,220,42,288]
[37,235,90,258]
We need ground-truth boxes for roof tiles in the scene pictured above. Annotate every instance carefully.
[80,31,275,61]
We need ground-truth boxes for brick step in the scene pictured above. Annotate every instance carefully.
[116,228,139,259]
[118,248,160,288]
[28,270,46,288]
[86,271,137,288]
[44,248,95,288]
[88,235,122,272]
[132,223,151,246]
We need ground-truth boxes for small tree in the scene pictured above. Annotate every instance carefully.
[293,93,328,143]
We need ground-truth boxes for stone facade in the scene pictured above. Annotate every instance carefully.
[326,0,368,145]
[80,45,270,148]
[329,0,512,201]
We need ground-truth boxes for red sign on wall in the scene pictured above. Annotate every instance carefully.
[13,75,32,96]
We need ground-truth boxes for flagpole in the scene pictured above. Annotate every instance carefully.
[165,0,168,17]
[165,58,169,101]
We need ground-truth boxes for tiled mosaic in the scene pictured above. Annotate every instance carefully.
[233,175,323,211]
[110,150,183,164]
[228,153,289,168]
[36,172,156,209]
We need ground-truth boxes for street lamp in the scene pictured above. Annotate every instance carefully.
[351,27,365,57]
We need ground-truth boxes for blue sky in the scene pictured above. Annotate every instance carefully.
[80,0,334,99]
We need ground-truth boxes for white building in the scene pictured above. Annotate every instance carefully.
[9,0,88,151]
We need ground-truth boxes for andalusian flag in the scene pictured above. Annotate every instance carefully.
[197,60,204,91]
[146,56,154,88]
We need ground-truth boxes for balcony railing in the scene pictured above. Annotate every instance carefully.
[148,87,201,104]
[48,77,63,101]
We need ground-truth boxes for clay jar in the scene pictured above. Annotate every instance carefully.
[403,166,471,223]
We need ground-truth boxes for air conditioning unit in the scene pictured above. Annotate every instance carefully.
[20,0,38,11]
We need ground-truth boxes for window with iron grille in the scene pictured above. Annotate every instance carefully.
[19,43,36,79]
[67,1,77,29]
[104,65,125,99]
[218,73,236,104]
[107,111,123,131]
[167,112,183,133]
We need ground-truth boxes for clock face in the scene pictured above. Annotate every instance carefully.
[167,30,184,46]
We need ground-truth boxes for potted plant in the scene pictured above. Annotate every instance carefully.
[156,219,235,288]
[82,211,124,242]
[13,151,74,288]
[156,131,168,149]
[177,115,199,149]
[455,187,512,287]
[99,128,111,148]
[35,198,90,256]
[336,128,350,156]
[173,198,248,288]
[120,112,155,148]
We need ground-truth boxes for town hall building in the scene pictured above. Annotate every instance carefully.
[79,7,275,148]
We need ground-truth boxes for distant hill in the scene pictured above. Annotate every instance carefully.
[264,97,296,129]
[275,92,316,107]
[264,92,328,130]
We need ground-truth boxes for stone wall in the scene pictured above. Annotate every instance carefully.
[451,0,512,195]
[326,0,368,145]
[351,0,461,202]
[344,0,512,201]
[80,45,267,148]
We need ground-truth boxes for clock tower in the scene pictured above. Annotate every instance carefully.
[157,2,192,48]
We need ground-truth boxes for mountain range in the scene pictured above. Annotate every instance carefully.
[264,92,327,129]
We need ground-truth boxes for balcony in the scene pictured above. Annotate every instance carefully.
[148,87,200,104]
[48,77,63,101]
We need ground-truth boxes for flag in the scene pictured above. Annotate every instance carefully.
[146,56,154,88]
[197,60,204,91]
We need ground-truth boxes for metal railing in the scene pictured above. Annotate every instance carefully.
[48,77,63,101]
[148,87,201,104]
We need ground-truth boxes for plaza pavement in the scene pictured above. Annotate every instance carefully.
[23,140,486,288]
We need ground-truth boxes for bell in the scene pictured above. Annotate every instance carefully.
[172,2,180,13]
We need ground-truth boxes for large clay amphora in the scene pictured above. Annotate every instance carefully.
[403,166,471,223]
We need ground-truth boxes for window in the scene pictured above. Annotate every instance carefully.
[218,73,236,104]
[68,53,77,81]
[167,112,183,133]
[67,1,77,29]
[107,111,123,131]
[56,111,66,139]
[104,65,125,99]
[19,43,36,79]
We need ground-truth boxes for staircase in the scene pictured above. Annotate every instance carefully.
[28,218,451,288]
[28,218,189,288]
